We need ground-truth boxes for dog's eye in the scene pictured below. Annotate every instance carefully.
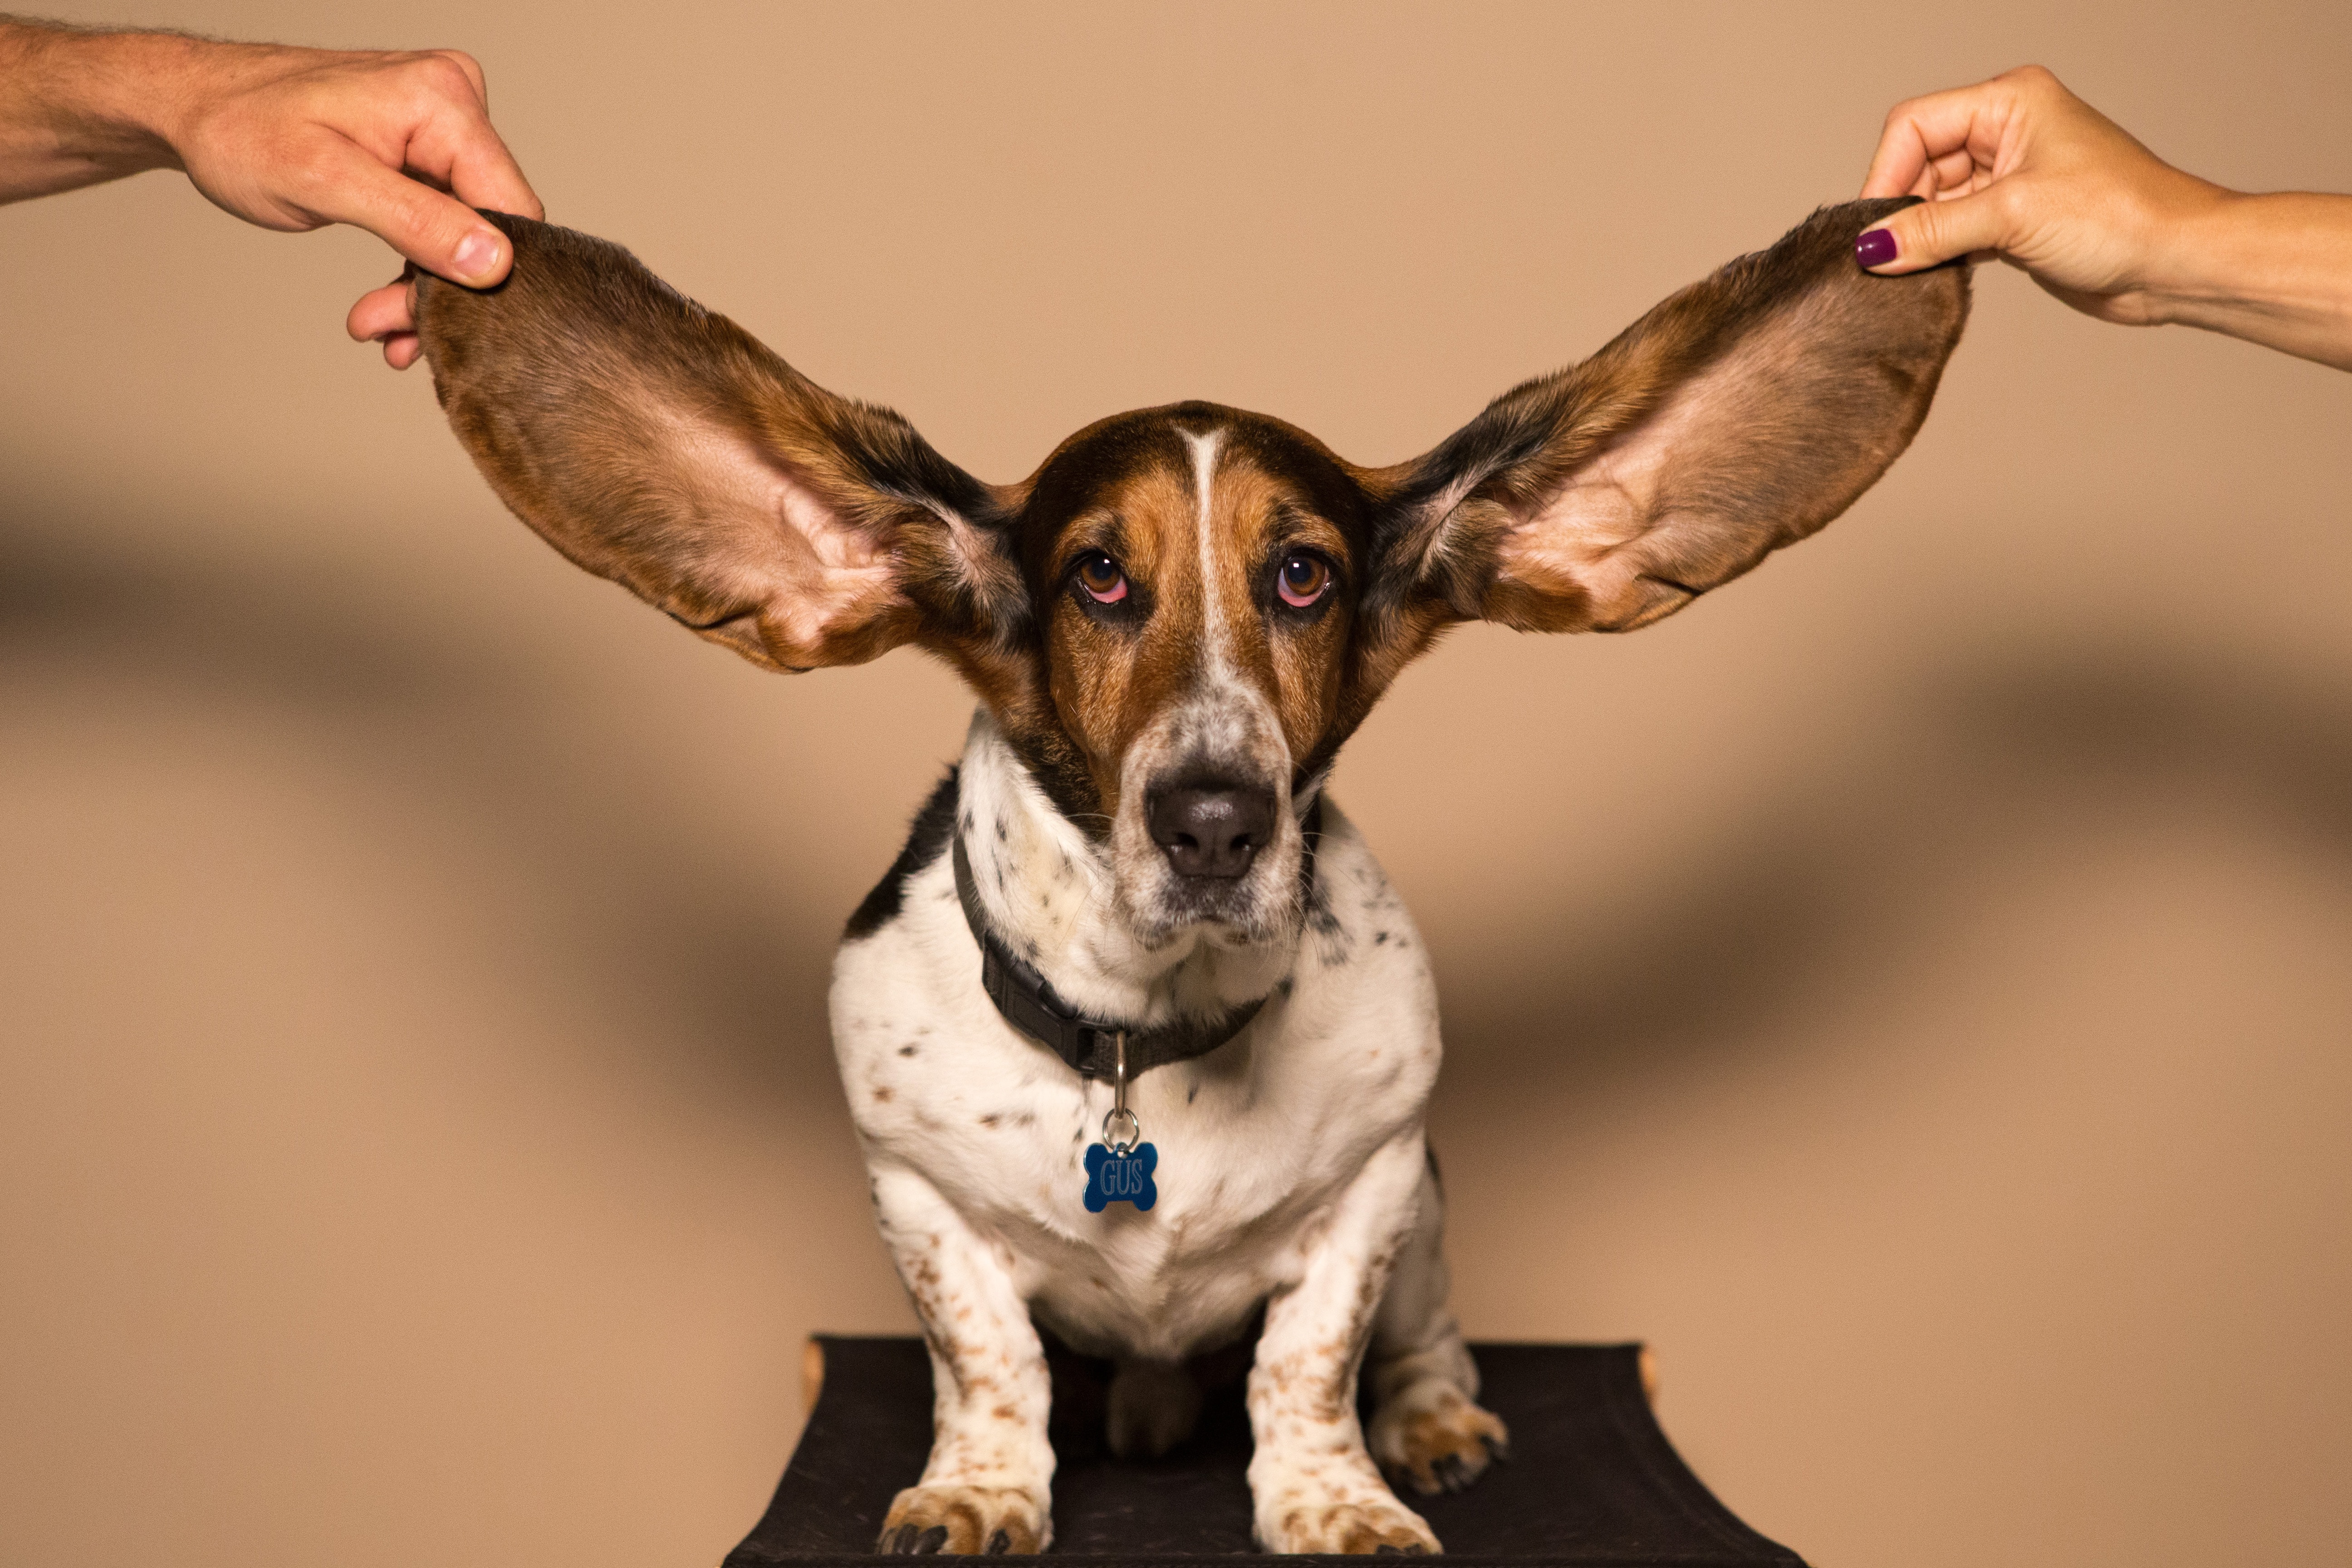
[1277,553,1331,608]
[1075,552,1129,605]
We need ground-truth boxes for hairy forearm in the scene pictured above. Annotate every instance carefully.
[0,17,203,200]
[2147,191,2352,372]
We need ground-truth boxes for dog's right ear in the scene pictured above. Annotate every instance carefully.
[414,213,1019,671]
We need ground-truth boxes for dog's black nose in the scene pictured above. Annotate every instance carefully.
[1148,783,1276,879]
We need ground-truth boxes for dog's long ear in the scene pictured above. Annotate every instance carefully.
[414,213,1018,671]
[1373,199,1967,641]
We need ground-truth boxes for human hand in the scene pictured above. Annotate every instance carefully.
[157,42,541,368]
[1854,64,2224,326]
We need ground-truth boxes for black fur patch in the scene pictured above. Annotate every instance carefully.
[1303,868,1345,939]
[842,769,961,941]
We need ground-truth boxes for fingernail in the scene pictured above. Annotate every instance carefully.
[452,228,501,280]
[1854,227,1899,269]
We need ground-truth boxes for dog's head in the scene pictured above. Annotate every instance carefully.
[415,201,1965,947]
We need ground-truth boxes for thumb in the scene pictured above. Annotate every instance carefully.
[297,137,515,287]
[1854,189,2012,274]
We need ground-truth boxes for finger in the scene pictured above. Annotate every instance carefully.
[299,136,515,284]
[347,280,414,342]
[1860,79,2014,198]
[1855,186,2014,274]
[348,277,423,369]
[1929,147,1976,195]
[1861,114,1931,200]
[396,74,543,222]
[437,123,542,223]
[431,49,490,104]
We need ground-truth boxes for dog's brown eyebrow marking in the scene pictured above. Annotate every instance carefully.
[1058,510,1128,563]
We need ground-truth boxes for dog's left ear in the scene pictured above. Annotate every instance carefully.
[1374,199,1968,637]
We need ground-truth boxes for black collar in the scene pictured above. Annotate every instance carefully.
[950,798,1323,1082]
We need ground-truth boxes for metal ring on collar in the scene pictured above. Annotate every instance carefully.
[1100,1106,1142,1155]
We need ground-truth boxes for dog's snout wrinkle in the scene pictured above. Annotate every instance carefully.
[1148,782,1275,879]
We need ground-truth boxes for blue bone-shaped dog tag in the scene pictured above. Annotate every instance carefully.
[1083,1142,1158,1212]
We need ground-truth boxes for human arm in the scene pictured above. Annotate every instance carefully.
[1856,64,2352,372]
[0,16,540,367]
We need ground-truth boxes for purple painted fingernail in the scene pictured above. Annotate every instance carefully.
[1854,227,1899,269]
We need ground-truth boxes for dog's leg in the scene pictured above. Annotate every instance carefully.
[870,1167,1054,1556]
[1246,1135,1440,1555]
[1365,1154,1509,1495]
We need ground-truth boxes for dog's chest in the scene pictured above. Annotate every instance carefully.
[831,826,1441,1360]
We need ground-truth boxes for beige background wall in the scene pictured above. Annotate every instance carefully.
[5,3,2350,1565]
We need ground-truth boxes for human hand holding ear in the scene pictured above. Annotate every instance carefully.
[1855,64,2352,371]
[170,41,543,369]
[1854,65,2207,319]
[0,21,540,369]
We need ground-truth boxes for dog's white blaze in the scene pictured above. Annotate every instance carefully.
[1183,427,1229,676]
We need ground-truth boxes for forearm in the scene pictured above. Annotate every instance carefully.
[0,18,198,200]
[2148,191,2352,372]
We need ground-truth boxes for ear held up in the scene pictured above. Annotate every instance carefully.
[1385,197,1970,638]
[411,212,1018,674]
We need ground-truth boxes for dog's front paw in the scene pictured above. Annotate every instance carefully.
[876,1484,1049,1555]
[1369,1381,1510,1496]
[1257,1494,1440,1555]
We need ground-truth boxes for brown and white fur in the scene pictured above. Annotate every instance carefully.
[412,199,1967,1555]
